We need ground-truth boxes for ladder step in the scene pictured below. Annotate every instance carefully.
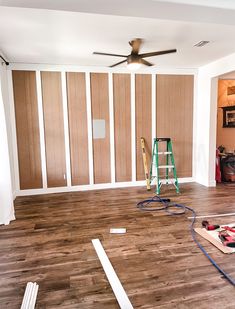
[157,152,172,155]
[155,138,171,142]
[158,165,174,169]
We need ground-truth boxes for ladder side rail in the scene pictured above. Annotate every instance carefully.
[166,140,169,184]
[155,139,161,194]
[150,138,156,181]
[168,140,180,193]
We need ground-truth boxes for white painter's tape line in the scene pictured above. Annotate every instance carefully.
[188,212,235,219]
[92,239,133,309]
[110,228,126,234]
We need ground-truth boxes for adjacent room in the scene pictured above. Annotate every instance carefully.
[216,72,235,184]
[0,1,235,308]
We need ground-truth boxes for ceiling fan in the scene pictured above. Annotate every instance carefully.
[93,38,177,69]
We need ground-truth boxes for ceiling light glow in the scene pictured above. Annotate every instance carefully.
[127,62,142,70]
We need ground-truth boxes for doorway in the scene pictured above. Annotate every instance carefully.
[216,73,235,184]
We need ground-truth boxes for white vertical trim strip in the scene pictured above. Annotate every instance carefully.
[61,71,72,187]
[21,282,31,309]
[36,71,47,188]
[192,73,198,180]
[21,282,39,309]
[21,282,33,309]
[29,282,39,309]
[7,70,20,191]
[108,72,115,183]
[92,239,134,309]
[85,72,94,185]
[131,73,136,182]
[151,74,156,146]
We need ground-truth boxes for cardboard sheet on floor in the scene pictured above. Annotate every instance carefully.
[195,223,235,254]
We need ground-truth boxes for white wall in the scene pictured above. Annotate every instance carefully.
[1,64,16,195]
[0,63,15,225]
[195,52,235,186]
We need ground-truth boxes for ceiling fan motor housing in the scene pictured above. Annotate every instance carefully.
[127,54,140,64]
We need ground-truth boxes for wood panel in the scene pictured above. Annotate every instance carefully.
[41,71,67,187]
[12,70,42,189]
[2,183,235,308]
[113,74,131,182]
[135,74,152,180]
[90,73,110,183]
[156,74,194,178]
[66,72,89,185]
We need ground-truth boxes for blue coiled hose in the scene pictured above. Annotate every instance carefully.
[137,195,235,286]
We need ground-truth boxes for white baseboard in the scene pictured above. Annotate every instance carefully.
[0,210,15,225]
[15,181,146,196]
[208,180,216,187]
[15,177,194,197]
[12,190,17,200]
[195,178,216,187]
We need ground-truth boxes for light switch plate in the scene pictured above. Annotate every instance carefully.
[92,119,105,139]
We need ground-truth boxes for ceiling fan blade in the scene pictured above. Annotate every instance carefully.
[93,52,127,58]
[139,49,177,58]
[140,59,153,66]
[109,59,127,68]
[129,38,142,54]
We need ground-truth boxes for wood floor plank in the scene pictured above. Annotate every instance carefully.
[0,183,235,308]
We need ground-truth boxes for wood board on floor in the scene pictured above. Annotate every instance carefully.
[195,223,235,254]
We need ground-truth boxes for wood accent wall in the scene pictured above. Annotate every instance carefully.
[41,72,67,187]
[156,75,194,178]
[113,73,132,182]
[12,70,195,193]
[12,70,42,189]
[135,74,152,180]
[66,72,89,185]
[90,73,111,184]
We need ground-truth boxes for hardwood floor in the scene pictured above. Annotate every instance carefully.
[1,183,235,308]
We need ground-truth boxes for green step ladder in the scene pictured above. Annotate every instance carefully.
[150,137,179,194]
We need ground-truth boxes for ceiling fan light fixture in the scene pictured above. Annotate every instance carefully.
[127,54,142,70]
[127,62,142,70]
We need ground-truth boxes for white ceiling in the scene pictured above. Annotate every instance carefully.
[219,72,235,79]
[155,0,235,10]
[1,1,235,68]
